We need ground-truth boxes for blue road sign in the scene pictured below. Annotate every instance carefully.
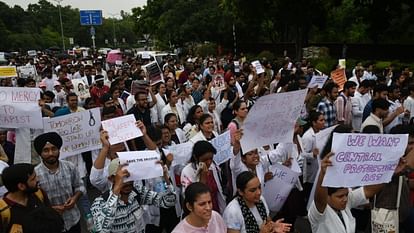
[80,10,102,26]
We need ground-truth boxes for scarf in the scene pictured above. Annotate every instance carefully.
[237,196,267,233]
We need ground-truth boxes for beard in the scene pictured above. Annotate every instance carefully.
[43,156,58,165]
[24,186,39,194]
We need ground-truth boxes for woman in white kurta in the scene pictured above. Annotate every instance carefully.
[180,141,227,214]
[223,171,291,233]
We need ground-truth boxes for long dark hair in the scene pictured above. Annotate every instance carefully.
[197,114,213,132]
[186,105,202,125]
[190,141,216,167]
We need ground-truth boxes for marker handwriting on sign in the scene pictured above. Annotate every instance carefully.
[347,135,401,147]
[323,133,408,188]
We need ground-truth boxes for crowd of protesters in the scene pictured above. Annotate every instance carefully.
[0,50,413,233]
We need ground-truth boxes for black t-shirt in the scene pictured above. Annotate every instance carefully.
[126,106,152,128]
[126,107,152,150]
[1,191,49,233]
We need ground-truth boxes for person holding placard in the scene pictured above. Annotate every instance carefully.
[223,171,292,233]
[308,126,406,233]
[90,120,157,193]
[183,105,204,140]
[268,119,313,228]
[91,158,176,233]
[172,182,226,233]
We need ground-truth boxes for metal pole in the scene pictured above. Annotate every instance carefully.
[112,19,117,47]
[233,23,236,56]
[108,14,118,48]
[54,0,65,51]
[91,26,96,50]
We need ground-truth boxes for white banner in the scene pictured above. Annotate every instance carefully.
[307,75,328,89]
[322,133,408,187]
[101,114,142,145]
[241,89,307,153]
[168,142,193,166]
[118,150,163,182]
[17,65,37,78]
[0,87,43,128]
[251,60,265,74]
[263,163,300,211]
[211,131,232,165]
[43,108,102,159]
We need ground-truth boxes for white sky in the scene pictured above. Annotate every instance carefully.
[2,0,147,17]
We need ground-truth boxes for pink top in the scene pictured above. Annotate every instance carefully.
[172,211,226,233]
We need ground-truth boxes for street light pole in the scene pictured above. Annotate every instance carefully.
[53,0,65,51]
[108,13,119,48]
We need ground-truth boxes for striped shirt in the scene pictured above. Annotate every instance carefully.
[35,160,85,231]
[91,183,176,233]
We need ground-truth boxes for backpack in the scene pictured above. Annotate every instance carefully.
[0,189,45,232]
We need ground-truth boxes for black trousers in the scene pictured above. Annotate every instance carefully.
[63,221,81,233]
[145,207,180,233]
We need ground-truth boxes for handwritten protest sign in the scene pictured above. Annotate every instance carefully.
[17,65,37,78]
[211,131,232,165]
[0,66,17,77]
[168,142,193,166]
[101,114,142,145]
[118,151,163,182]
[72,79,90,99]
[331,68,346,91]
[241,89,307,153]
[143,61,163,85]
[322,133,408,187]
[0,87,43,128]
[307,75,328,89]
[43,108,101,159]
[251,60,265,74]
[264,163,300,211]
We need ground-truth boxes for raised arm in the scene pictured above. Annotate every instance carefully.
[136,120,157,150]
[314,152,333,213]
